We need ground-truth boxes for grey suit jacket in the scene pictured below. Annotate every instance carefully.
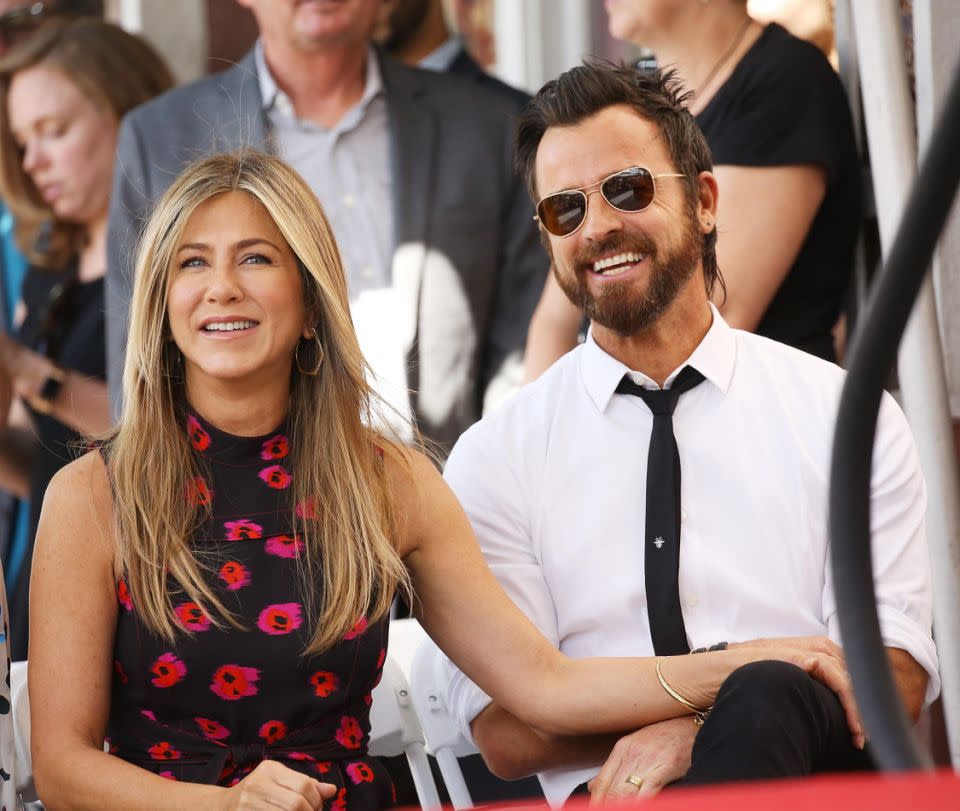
[106,49,546,451]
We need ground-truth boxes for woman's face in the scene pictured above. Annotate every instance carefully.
[167,191,313,394]
[7,63,117,226]
[605,0,687,45]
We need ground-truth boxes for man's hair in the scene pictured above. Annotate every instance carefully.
[516,61,722,296]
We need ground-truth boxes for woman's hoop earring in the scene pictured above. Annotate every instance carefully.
[295,328,324,376]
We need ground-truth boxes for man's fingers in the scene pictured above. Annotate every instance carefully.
[636,763,668,796]
[804,656,864,747]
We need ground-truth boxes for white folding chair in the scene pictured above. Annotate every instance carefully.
[408,636,479,810]
[369,649,442,810]
[11,659,42,809]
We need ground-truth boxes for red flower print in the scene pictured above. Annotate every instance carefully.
[309,670,338,698]
[346,761,375,785]
[343,616,368,640]
[159,771,178,781]
[186,476,213,506]
[260,434,289,460]
[151,653,187,688]
[219,561,251,591]
[258,464,292,490]
[196,716,230,740]
[114,659,128,685]
[224,519,263,541]
[332,787,347,811]
[116,579,133,611]
[210,665,260,700]
[257,603,303,636]
[295,498,317,519]
[187,415,211,452]
[363,692,372,708]
[376,648,386,669]
[314,761,332,775]
[335,716,363,750]
[287,751,316,762]
[265,534,304,559]
[148,742,181,760]
[174,602,211,632]
[258,720,287,744]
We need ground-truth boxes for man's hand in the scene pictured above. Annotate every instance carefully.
[586,717,697,802]
[730,635,844,661]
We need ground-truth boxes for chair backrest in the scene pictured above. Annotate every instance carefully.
[10,659,40,805]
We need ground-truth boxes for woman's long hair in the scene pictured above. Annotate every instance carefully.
[0,18,173,267]
[107,151,412,654]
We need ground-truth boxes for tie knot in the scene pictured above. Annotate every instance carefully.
[615,365,705,417]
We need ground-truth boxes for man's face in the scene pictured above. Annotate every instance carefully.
[237,0,381,53]
[534,104,703,337]
[377,0,431,52]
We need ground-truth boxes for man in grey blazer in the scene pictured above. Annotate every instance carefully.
[106,0,546,451]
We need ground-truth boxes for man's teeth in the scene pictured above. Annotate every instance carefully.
[593,252,644,274]
[203,320,257,332]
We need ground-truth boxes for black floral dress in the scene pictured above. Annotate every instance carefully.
[107,412,395,809]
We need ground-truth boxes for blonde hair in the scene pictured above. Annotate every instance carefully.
[0,18,173,267]
[107,151,412,654]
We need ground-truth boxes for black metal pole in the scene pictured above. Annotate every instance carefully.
[829,55,960,770]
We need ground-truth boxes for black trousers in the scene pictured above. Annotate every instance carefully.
[675,660,874,785]
[571,659,873,798]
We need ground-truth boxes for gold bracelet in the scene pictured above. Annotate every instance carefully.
[656,656,713,726]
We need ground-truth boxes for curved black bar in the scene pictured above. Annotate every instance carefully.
[829,57,960,770]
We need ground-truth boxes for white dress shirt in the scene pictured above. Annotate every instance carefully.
[443,307,938,805]
[256,44,412,438]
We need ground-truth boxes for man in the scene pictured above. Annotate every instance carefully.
[106,0,546,451]
[443,62,938,804]
[377,0,528,107]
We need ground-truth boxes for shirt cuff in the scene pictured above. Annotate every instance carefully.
[444,655,493,744]
[876,604,941,706]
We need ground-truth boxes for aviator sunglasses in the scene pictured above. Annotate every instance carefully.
[534,166,684,237]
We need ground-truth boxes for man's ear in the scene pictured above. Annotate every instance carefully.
[697,171,719,233]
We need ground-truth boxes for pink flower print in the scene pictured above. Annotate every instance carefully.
[151,653,187,688]
[186,476,213,506]
[224,519,263,541]
[257,603,303,636]
[141,709,157,722]
[346,761,375,784]
[187,415,211,451]
[309,670,338,698]
[210,665,260,700]
[258,720,287,744]
[114,659,128,685]
[116,579,133,611]
[265,534,304,559]
[295,498,317,519]
[174,602,211,632]
[343,616,368,640]
[258,464,292,490]
[335,715,363,750]
[219,561,251,591]
[196,717,230,740]
[260,434,289,460]
[287,751,316,762]
[148,742,181,760]
[159,771,178,780]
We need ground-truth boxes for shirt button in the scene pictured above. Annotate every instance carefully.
[343,194,355,208]
[680,510,688,525]
[686,594,699,608]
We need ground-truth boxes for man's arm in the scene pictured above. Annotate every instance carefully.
[888,647,928,722]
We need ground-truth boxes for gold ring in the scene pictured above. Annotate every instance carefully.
[624,774,644,789]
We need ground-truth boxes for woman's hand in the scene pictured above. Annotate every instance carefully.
[219,761,337,811]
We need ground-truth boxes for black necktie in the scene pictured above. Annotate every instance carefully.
[616,366,705,655]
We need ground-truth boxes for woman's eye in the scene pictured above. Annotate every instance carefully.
[241,253,271,265]
[179,256,206,269]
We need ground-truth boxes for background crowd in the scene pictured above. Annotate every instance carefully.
[0,0,952,808]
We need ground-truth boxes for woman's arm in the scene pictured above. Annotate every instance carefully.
[522,273,581,382]
[0,332,111,436]
[29,453,229,811]
[394,450,862,740]
[711,164,826,331]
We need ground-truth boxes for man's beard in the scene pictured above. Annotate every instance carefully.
[553,215,703,337]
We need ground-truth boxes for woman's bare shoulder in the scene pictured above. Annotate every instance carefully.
[39,448,115,555]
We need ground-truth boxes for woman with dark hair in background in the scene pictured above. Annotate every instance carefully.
[524,0,860,376]
[0,17,173,659]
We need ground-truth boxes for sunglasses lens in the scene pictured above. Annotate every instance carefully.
[538,192,586,237]
[602,167,655,212]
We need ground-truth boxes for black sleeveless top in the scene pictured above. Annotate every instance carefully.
[107,412,395,809]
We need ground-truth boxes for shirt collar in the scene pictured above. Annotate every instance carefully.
[580,303,736,412]
[255,40,384,122]
[418,35,465,72]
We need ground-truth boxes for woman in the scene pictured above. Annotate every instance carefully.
[0,18,174,659]
[28,151,860,810]
[525,0,860,377]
